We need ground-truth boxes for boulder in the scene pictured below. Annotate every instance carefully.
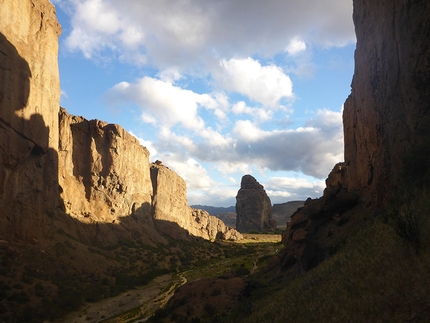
[235,175,276,232]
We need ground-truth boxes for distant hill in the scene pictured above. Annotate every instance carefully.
[272,201,305,228]
[192,201,305,229]
[191,205,236,215]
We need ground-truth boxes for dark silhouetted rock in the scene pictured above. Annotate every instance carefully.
[279,0,430,273]
[235,175,276,232]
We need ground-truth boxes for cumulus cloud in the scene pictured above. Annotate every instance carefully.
[56,0,354,69]
[107,76,229,130]
[158,153,214,191]
[218,58,294,107]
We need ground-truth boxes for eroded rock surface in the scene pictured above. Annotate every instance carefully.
[151,163,242,241]
[57,108,166,246]
[0,0,61,242]
[343,0,430,207]
[0,0,238,245]
[236,175,276,232]
[279,0,430,273]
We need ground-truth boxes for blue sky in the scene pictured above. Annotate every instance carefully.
[51,0,356,207]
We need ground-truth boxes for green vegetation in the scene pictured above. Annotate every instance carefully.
[221,189,430,323]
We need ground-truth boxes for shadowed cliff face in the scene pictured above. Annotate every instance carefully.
[236,175,276,233]
[343,0,430,207]
[0,0,239,246]
[278,0,430,274]
[0,33,59,242]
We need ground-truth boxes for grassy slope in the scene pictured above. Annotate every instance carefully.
[233,190,430,323]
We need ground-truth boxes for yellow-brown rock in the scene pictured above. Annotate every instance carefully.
[0,0,239,246]
[58,108,153,224]
[0,0,61,241]
[151,163,242,241]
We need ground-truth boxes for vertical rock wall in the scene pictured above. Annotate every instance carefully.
[0,0,61,241]
[0,0,239,245]
[151,163,242,241]
[58,108,154,225]
[343,0,430,206]
[235,175,276,232]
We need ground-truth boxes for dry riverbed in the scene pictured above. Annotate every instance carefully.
[61,235,280,323]
[62,274,183,323]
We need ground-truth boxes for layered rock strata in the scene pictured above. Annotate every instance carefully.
[235,175,276,232]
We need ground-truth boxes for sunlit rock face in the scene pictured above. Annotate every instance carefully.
[235,175,276,232]
[343,0,430,207]
[0,0,61,242]
[58,108,154,225]
[150,163,243,241]
[0,0,240,246]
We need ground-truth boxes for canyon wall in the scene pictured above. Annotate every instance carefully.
[343,0,430,206]
[151,163,242,241]
[0,0,61,242]
[279,0,430,272]
[0,0,240,245]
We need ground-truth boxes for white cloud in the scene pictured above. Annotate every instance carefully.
[286,37,307,56]
[218,58,293,107]
[129,131,157,158]
[108,77,210,130]
[232,101,273,123]
[107,75,234,132]
[265,176,326,203]
[56,0,355,68]
[159,154,214,191]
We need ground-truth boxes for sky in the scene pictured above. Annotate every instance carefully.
[50,0,356,207]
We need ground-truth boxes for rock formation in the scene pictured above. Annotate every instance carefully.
[151,163,242,241]
[0,0,61,242]
[271,201,304,228]
[235,175,276,232]
[279,0,430,273]
[343,0,430,207]
[58,108,166,246]
[0,0,240,246]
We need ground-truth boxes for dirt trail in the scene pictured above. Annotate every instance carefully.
[62,274,175,323]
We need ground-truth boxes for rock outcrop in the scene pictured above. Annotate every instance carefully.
[279,0,430,273]
[0,0,239,246]
[151,163,242,241]
[343,0,430,207]
[57,108,166,246]
[0,0,61,242]
[235,175,276,232]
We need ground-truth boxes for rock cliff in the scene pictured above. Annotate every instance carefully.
[0,0,240,245]
[343,0,430,207]
[279,0,430,273]
[0,0,61,242]
[236,175,276,232]
[151,163,242,241]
